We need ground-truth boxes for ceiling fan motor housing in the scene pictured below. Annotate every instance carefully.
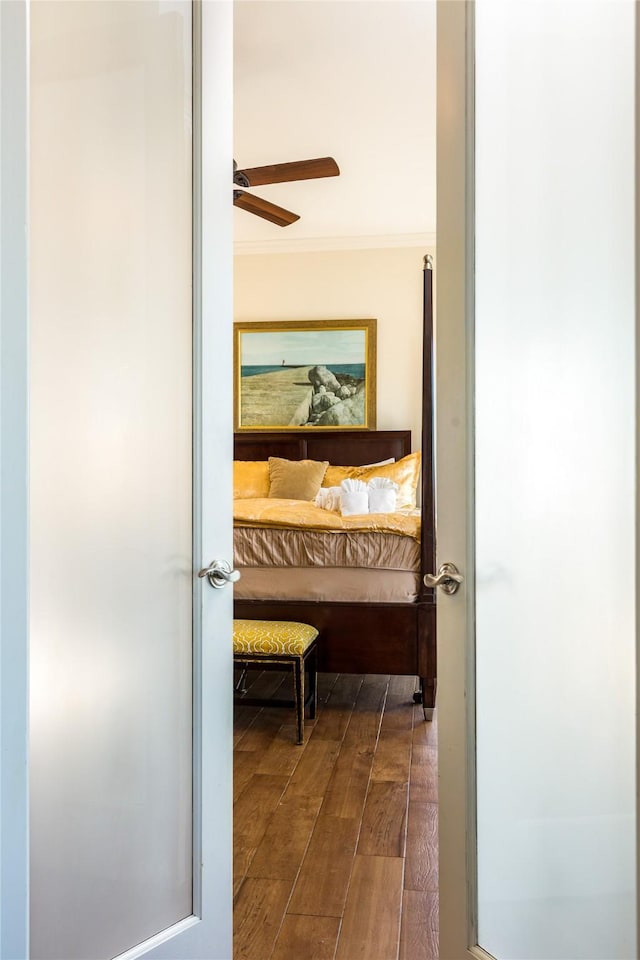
[233,163,250,189]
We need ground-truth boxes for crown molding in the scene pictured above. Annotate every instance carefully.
[233,231,437,256]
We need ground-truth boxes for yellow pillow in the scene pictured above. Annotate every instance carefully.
[268,457,329,500]
[323,451,421,510]
[233,460,270,499]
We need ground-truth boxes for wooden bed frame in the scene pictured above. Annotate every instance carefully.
[233,429,436,716]
[233,259,436,717]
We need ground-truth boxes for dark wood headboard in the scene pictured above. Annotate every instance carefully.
[233,430,411,466]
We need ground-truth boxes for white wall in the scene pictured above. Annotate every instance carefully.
[234,245,432,451]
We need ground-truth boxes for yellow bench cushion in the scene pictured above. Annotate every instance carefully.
[233,619,318,657]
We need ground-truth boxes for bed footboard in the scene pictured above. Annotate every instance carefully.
[233,597,436,714]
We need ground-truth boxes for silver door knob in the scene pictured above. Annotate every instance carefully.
[423,561,464,595]
[198,559,241,589]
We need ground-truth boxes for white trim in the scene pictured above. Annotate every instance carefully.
[464,0,478,950]
[192,0,234,951]
[636,2,640,954]
[233,230,436,256]
[191,0,204,924]
[469,947,497,960]
[113,918,200,960]
[0,2,29,957]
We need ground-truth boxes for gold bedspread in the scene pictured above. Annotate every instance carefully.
[233,498,421,542]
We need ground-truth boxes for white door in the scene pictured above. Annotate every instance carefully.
[436,2,637,958]
[1,2,234,958]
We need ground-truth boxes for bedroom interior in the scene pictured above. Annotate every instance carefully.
[232,3,438,958]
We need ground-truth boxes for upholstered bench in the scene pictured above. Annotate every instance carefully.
[233,619,319,744]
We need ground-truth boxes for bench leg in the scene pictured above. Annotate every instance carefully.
[307,644,318,720]
[293,657,304,745]
[234,664,248,695]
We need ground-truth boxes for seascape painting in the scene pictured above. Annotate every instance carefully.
[234,319,377,430]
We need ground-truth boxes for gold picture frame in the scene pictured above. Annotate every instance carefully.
[234,319,377,431]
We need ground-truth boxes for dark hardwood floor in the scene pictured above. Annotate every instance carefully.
[233,670,438,960]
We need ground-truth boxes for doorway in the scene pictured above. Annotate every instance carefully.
[231,3,438,958]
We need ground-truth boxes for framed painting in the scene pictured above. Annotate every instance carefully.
[233,319,377,431]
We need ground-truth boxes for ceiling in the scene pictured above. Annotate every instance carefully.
[233,0,436,251]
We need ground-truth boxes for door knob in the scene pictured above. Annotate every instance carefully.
[198,559,241,589]
[423,562,464,595]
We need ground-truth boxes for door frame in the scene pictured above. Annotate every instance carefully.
[0,0,29,955]
[435,1,481,957]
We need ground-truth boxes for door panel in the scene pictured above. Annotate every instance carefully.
[437,2,637,958]
[30,5,193,955]
[27,3,233,958]
[474,2,636,957]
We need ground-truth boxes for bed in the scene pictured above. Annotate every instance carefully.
[232,428,436,717]
[233,257,436,716]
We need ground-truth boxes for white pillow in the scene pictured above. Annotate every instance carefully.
[368,476,398,513]
[314,486,342,511]
[340,478,369,516]
[360,457,395,468]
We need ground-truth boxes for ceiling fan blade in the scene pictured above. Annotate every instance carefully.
[237,157,340,187]
[233,190,300,227]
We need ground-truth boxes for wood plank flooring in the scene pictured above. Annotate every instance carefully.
[233,671,438,960]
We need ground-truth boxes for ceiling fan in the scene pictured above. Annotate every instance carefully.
[233,157,340,227]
